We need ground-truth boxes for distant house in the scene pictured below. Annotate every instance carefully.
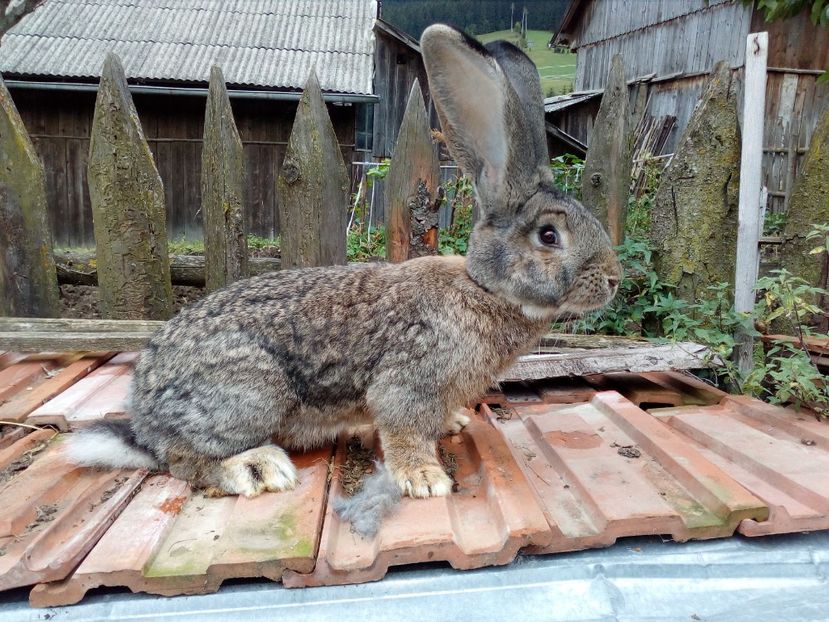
[547,0,829,215]
[0,0,426,245]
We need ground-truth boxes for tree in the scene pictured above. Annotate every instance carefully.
[1,0,43,38]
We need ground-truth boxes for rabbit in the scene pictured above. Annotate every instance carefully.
[66,24,621,530]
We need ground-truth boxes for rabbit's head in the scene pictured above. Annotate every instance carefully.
[421,25,621,320]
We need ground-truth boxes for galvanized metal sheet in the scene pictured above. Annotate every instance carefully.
[3,532,829,621]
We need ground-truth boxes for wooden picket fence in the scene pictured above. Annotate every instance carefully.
[1,53,441,323]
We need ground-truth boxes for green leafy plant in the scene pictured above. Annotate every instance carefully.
[806,222,829,255]
[347,227,385,262]
[763,212,787,236]
[549,154,584,197]
[365,158,391,187]
[439,175,475,255]
[750,0,829,24]
[754,269,825,331]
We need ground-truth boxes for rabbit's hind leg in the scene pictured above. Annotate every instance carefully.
[170,445,298,498]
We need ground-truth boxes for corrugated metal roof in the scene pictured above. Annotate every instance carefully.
[544,90,601,113]
[0,0,377,94]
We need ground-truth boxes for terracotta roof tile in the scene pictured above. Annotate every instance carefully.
[0,430,144,593]
[31,447,331,607]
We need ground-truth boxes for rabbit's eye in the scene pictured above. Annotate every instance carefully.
[538,225,559,247]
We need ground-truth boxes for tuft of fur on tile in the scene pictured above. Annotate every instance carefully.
[333,462,402,537]
[65,419,159,471]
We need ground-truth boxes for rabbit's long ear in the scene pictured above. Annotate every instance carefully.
[421,25,548,215]
[485,40,549,175]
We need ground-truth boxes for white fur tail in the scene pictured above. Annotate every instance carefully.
[65,420,159,470]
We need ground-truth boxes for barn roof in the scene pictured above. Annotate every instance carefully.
[0,0,378,94]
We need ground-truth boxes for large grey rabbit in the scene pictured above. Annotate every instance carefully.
[67,25,621,524]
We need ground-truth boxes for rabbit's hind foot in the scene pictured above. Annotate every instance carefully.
[393,462,453,498]
[379,429,453,498]
[198,445,299,498]
[442,408,471,436]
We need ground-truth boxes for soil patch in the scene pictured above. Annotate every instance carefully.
[0,438,52,487]
[60,285,206,319]
[25,503,59,533]
[340,436,375,496]
[439,444,460,492]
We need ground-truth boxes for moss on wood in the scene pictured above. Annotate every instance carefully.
[650,62,741,302]
[779,105,829,289]
[276,70,348,269]
[0,75,60,317]
[87,53,172,320]
[201,66,248,292]
[582,55,631,245]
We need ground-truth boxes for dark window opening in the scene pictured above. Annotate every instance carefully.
[356,102,374,152]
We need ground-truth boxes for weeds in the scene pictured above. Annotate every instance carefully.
[549,152,829,417]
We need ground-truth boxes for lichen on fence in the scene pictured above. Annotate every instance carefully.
[87,53,172,320]
[0,75,60,318]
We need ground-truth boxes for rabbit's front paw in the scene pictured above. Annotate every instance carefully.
[442,408,471,435]
[217,445,298,498]
[394,463,453,498]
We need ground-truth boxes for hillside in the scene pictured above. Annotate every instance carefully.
[381,0,570,38]
[478,29,575,96]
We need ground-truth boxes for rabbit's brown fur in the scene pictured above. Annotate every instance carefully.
[67,25,621,505]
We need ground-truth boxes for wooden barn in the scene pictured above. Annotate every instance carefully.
[0,0,427,246]
[547,0,829,216]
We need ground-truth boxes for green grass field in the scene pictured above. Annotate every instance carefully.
[477,29,575,96]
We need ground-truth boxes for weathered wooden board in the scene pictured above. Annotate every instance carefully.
[54,251,280,287]
[201,66,248,292]
[385,80,440,262]
[0,318,163,352]
[276,70,348,269]
[87,53,172,320]
[581,55,630,245]
[0,75,60,318]
[501,341,714,381]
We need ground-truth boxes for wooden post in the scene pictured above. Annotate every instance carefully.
[734,32,768,378]
[385,80,440,262]
[276,69,348,269]
[582,54,630,245]
[88,52,172,320]
[201,66,247,292]
[779,93,829,326]
[0,75,60,317]
[650,61,741,303]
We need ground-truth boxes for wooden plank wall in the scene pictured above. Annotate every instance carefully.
[559,0,829,215]
[10,88,357,246]
[756,11,829,215]
[574,1,751,91]
[372,30,430,159]
[571,0,732,48]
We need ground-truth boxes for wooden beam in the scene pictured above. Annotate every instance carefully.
[0,320,716,384]
[733,32,768,378]
[0,318,163,352]
[581,54,631,245]
[53,251,280,287]
[501,342,715,381]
